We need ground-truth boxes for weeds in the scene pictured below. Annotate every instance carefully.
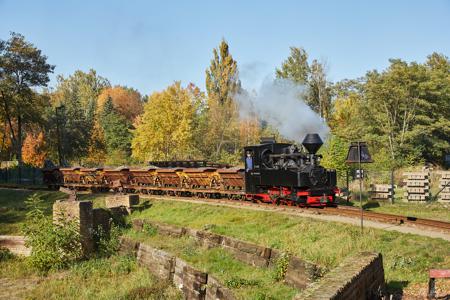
[22,193,83,273]
[272,252,290,281]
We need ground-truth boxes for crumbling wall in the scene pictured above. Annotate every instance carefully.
[131,218,318,290]
[300,252,385,300]
[119,238,234,300]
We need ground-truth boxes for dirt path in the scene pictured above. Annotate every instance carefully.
[144,196,450,241]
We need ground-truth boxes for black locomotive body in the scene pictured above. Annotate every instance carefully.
[244,134,338,206]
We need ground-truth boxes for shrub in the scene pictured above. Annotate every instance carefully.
[95,224,122,257]
[22,193,83,273]
[0,247,15,261]
[271,252,290,281]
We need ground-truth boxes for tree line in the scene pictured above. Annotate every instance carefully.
[1,32,448,174]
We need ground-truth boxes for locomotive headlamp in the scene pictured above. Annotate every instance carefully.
[346,141,373,233]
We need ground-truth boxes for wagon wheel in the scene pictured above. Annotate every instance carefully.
[210,176,222,190]
[154,176,162,187]
[181,177,191,189]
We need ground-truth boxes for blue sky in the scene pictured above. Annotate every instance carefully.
[1,0,449,95]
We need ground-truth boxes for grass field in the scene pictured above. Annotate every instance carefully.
[1,189,449,297]
[363,201,450,222]
[0,254,181,300]
[125,229,297,299]
[0,189,110,235]
[131,199,450,293]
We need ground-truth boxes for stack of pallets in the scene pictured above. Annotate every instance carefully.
[403,171,430,202]
[437,171,450,203]
[369,184,394,202]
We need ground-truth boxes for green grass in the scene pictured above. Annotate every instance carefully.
[0,254,181,300]
[0,189,67,235]
[131,199,450,292]
[341,198,450,222]
[0,190,112,235]
[125,229,297,300]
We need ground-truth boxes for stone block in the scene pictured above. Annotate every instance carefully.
[148,220,186,237]
[92,208,111,234]
[285,256,318,289]
[174,257,188,290]
[105,194,140,212]
[300,252,385,300]
[223,245,269,267]
[137,243,175,281]
[118,236,140,257]
[206,276,235,300]
[0,235,31,256]
[222,236,271,259]
[196,231,223,248]
[132,219,144,231]
[53,200,94,256]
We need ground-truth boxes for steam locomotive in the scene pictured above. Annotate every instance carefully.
[43,133,338,207]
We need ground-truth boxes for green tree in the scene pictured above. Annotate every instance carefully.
[276,47,332,120]
[50,70,110,164]
[276,47,310,84]
[308,59,332,120]
[205,39,241,160]
[100,97,132,165]
[132,82,198,161]
[0,32,54,167]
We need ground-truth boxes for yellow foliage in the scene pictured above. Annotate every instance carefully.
[84,121,106,166]
[131,82,197,161]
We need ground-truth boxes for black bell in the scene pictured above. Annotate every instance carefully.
[346,142,373,163]
[302,133,323,154]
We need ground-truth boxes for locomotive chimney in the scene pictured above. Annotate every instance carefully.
[302,133,323,154]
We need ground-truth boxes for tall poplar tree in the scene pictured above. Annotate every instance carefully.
[205,39,241,160]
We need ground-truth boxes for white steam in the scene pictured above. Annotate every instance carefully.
[235,77,329,142]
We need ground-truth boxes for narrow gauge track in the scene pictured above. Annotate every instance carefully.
[142,194,450,233]
[1,183,449,233]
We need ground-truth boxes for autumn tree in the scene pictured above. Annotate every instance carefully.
[0,32,54,167]
[22,132,47,167]
[132,82,198,161]
[84,120,106,166]
[205,40,241,161]
[97,86,143,122]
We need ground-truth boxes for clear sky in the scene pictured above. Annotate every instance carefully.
[1,0,449,95]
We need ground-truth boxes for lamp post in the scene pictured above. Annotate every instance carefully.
[346,142,373,232]
[55,104,65,167]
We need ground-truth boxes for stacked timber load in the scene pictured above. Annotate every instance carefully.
[437,171,450,203]
[403,171,430,202]
[369,184,394,202]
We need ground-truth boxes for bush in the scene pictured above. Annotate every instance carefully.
[0,247,15,261]
[21,193,83,273]
[95,224,122,257]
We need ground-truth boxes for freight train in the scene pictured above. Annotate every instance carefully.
[43,133,338,207]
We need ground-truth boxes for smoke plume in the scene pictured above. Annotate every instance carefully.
[235,77,329,142]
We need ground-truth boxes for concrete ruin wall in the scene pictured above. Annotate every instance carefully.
[300,252,385,300]
[0,235,31,256]
[53,200,94,255]
[131,218,318,290]
[119,237,234,300]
